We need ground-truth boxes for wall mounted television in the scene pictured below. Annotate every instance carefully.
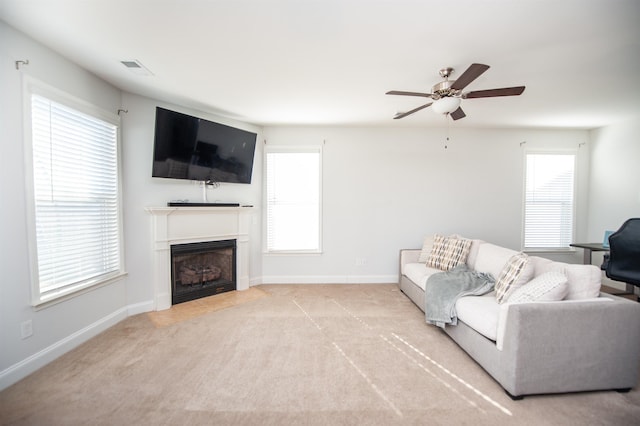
[152,107,257,184]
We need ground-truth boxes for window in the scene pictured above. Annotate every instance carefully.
[523,152,576,251]
[265,147,322,253]
[26,83,124,305]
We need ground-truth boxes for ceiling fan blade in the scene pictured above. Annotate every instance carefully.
[393,102,433,119]
[450,63,490,91]
[464,86,526,98]
[450,107,466,121]
[386,90,433,98]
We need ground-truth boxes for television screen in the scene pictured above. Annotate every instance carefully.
[152,107,257,184]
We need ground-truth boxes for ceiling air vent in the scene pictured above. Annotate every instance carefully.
[120,60,153,76]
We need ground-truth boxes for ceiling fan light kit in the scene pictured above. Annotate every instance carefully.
[387,63,525,120]
[431,97,461,115]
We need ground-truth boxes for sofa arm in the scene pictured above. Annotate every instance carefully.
[399,249,421,277]
[498,295,640,395]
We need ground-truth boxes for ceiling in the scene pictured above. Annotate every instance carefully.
[1,0,639,129]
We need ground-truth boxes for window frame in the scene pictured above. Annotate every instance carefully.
[23,77,126,308]
[263,145,323,255]
[522,149,577,253]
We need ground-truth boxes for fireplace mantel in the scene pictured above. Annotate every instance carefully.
[146,206,252,311]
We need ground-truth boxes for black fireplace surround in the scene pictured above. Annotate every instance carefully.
[170,239,236,305]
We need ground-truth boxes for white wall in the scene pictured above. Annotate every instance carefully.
[119,92,264,307]
[587,118,640,236]
[586,117,640,291]
[261,126,590,283]
[0,21,128,389]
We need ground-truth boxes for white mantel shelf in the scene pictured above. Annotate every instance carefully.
[146,206,252,311]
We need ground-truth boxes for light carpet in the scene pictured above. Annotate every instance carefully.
[146,286,269,327]
[1,284,639,425]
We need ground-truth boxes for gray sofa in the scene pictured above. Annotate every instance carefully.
[399,236,640,399]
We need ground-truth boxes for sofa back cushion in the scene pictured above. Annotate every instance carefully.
[529,256,554,275]
[418,235,436,263]
[465,239,484,269]
[540,262,602,299]
[473,243,519,279]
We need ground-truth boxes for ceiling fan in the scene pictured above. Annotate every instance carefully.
[386,63,525,120]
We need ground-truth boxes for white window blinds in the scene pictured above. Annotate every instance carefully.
[266,149,321,252]
[523,153,576,250]
[30,94,122,300]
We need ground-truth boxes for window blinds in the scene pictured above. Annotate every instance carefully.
[266,150,321,252]
[524,153,575,250]
[31,94,121,296]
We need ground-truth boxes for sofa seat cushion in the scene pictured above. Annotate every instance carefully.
[455,293,501,341]
[404,263,442,291]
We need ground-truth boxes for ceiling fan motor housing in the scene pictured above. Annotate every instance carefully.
[432,80,461,100]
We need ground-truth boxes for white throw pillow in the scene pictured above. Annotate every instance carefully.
[494,253,534,304]
[426,234,472,271]
[507,271,569,303]
[541,262,602,300]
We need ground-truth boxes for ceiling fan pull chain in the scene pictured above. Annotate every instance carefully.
[445,114,450,149]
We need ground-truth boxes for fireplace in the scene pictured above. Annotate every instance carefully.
[146,206,251,311]
[171,239,236,305]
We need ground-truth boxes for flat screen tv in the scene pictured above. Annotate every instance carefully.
[152,107,257,184]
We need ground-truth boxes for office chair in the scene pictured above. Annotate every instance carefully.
[601,218,640,302]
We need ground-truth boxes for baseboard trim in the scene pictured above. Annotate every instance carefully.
[127,300,154,316]
[260,275,398,285]
[0,300,154,391]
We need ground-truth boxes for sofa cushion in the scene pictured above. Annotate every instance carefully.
[540,262,602,299]
[418,234,436,263]
[507,271,569,303]
[473,243,518,280]
[465,239,485,270]
[426,235,472,271]
[455,293,500,341]
[530,256,554,276]
[495,253,534,304]
[404,262,442,291]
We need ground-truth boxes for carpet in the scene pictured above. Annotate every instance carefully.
[146,286,269,327]
[1,284,639,425]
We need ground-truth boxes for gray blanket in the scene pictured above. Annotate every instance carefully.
[425,264,495,328]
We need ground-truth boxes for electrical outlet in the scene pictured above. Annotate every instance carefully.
[355,258,368,267]
[21,320,33,339]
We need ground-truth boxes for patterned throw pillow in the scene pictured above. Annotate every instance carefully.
[426,235,472,271]
[495,253,530,304]
[507,271,569,303]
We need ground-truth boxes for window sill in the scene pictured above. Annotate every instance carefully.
[523,248,576,255]
[32,271,128,311]
[264,250,323,256]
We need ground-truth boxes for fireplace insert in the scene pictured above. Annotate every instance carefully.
[170,239,236,304]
